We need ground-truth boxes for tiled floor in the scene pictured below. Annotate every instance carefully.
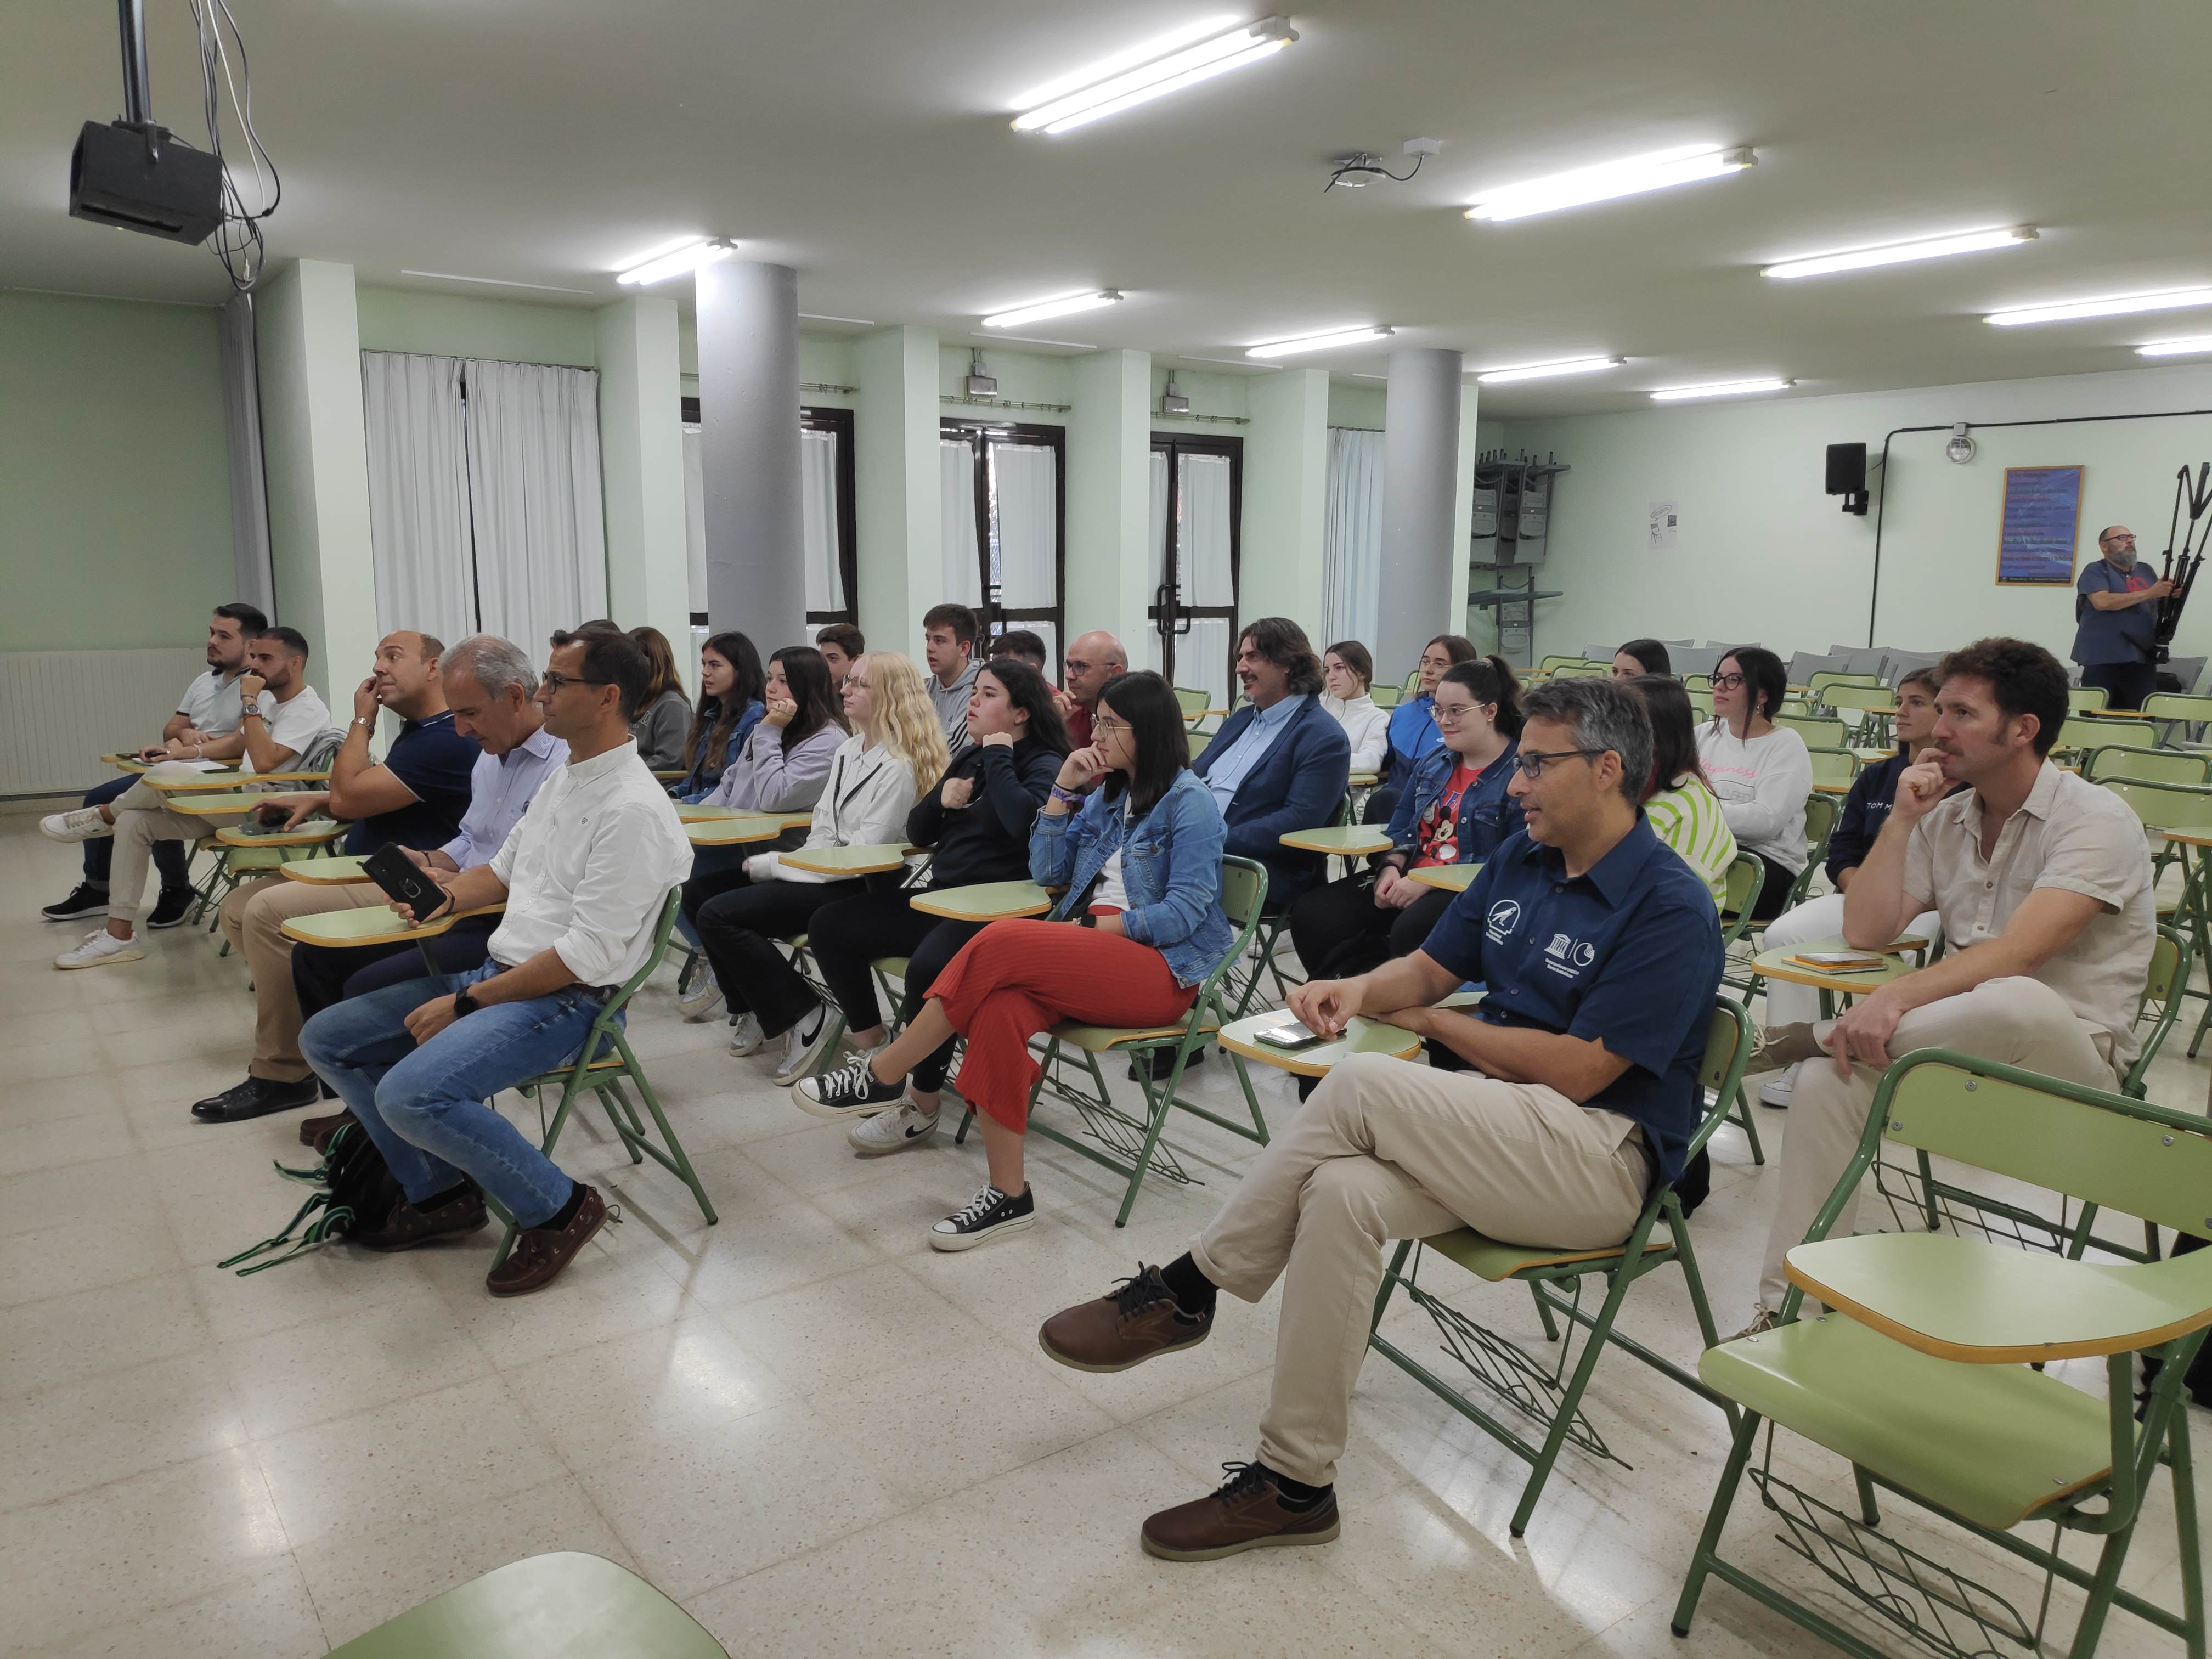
[2,812,2205,1657]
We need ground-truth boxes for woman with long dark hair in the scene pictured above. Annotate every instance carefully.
[1291,654,1525,984]
[1624,674,1737,907]
[1695,645,1810,921]
[1611,637,1672,680]
[800,658,1070,1128]
[795,671,1234,1250]
[1369,633,1477,821]
[627,626,692,769]
[670,630,766,802]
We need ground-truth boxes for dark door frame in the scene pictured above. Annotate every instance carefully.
[940,418,1068,653]
[1148,432,1244,692]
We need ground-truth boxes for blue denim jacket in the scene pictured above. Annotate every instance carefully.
[674,700,765,803]
[1030,769,1237,988]
[1385,740,1523,866]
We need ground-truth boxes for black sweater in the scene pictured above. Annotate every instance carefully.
[906,737,1063,890]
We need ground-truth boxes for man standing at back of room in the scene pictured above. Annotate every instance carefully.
[2072,524,2170,712]
[40,601,264,928]
[1056,629,1127,748]
[923,603,981,755]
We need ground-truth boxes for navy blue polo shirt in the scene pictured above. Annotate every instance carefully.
[2073,557,2157,667]
[342,710,480,856]
[1417,817,1724,1181]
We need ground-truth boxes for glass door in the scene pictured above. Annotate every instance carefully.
[941,420,1066,661]
[1148,435,1242,711]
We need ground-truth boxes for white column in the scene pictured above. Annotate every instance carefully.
[853,324,941,658]
[1376,347,1465,676]
[253,257,378,702]
[595,294,690,651]
[695,261,804,647]
[1066,347,1152,662]
[1447,381,1483,637]
[1242,366,1330,643]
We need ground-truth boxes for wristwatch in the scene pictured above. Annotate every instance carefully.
[452,989,481,1017]
[241,699,264,720]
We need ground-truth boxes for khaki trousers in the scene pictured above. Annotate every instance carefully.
[217,877,387,1081]
[1757,975,2118,1310]
[1192,1052,1651,1488]
[105,780,218,923]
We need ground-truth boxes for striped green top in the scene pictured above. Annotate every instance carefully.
[1643,776,1739,909]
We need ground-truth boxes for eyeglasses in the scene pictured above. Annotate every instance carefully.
[2103,534,2137,545]
[1513,747,1606,778]
[1091,715,1129,737]
[1711,672,1747,690]
[539,672,610,696]
[1431,702,1484,725]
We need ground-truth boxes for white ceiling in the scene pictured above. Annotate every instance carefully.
[5,0,2206,415]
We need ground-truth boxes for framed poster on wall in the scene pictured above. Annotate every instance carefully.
[1995,464,2084,585]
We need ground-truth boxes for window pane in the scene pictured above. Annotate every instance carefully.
[1178,451,1234,607]
[991,442,1056,611]
[939,437,984,607]
[800,427,844,613]
[682,424,708,614]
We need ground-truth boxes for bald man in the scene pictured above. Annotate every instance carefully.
[2072,524,2172,710]
[195,630,481,1124]
[1057,630,1129,746]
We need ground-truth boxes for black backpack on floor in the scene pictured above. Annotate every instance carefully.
[219,1121,404,1275]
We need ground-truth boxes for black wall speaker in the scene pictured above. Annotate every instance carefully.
[1825,442,1868,496]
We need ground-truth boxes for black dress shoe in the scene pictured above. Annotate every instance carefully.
[191,1076,323,1122]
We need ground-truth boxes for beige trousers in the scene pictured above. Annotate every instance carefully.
[105,781,217,923]
[217,877,387,1081]
[1757,975,2118,1310]
[1193,1052,1652,1487]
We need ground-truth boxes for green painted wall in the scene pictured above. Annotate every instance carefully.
[0,290,235,651]
[354,285,597,367]
[1327,381,1386,430]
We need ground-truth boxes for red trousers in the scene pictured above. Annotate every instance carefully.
[931,920,1199,1132]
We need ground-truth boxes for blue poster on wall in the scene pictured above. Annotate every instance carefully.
[1996,464,2084,585]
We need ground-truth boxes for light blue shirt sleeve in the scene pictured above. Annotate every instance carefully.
[1200,695,1306,819]
[441,729,567,868]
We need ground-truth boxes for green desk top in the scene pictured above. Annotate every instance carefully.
[324,1551,727,1658]
[780,843,912,875]
[909,879,1054,921]
[1407,861,1482,891]
[685,815,789,847]
[279,855,371,884]
[166,790,273,817]
[1279,824,1393,856]
[280,901,503,949]
[1750,934,1921,993]
[1218,1011,1422,1077]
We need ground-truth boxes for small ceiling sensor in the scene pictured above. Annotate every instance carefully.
[1326,137,1441,193]
[1946,422,1977,464]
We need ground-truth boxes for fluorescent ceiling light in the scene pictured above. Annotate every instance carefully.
[1985,286,2212,326]
[1762,225,2036,281]
[1012,16,1296,135]
[2138,335,2212,358]
[400,269,592,295]
[1650,377,1793,402]
[616,238,733,286]
[981,290,1124,329]
[1465,144,1754,223]
[1476,355,1624,383]
[1246,325,1393,359]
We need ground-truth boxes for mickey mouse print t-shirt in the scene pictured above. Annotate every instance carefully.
[1413,761,1485,868]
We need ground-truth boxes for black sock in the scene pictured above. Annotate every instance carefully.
[419,1181,472,1211]
[1260,1464,1331,1508]
[1159,1252,1217,1317]
[535,1182,584,1232]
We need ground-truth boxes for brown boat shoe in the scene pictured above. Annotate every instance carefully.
[1141,1462,1341,1561]
[1038,1263,1213,1373]
[486,1184,611,1297]
[353,1187,488,1252]
[300,1108,357,1152]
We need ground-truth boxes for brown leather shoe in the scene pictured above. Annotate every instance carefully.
[1141,1463,1341,1561]
[353,1187,488,1252]
[486,1184,610,1297]
[301,1109,357,1151]
[1039,1264,1213,1373]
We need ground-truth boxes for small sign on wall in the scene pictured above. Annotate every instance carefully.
[1996,465,2084,585]
[1648,500,1678,550]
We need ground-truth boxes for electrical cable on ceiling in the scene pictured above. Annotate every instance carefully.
[188,0,281,289]
[1323,152,1425,193]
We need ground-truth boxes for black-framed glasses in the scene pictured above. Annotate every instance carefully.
[540,671,610,696]
[1711,671,1747,690]
[1513,747,1606,779]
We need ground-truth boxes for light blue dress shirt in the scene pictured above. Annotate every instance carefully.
[440,725,568,868]
[1201,694,1307,819]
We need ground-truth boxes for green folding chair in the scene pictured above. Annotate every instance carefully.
[1807,670,1881,698]
[1675,1049,2211,1659]
[1172,685,1212,729]
[2100,776,2212,1054]
[1371,682,1403,709]
[1227,794,1353,1019]
[1775,712,1848,749]
[1368,994,1754,1536]
[961,856,1272,1226]
[2068,684,2111,712]
[2083,745,2210,785]
[1686,687,1714,720]
[1785,791,1842,911]
[498,889,715,1265]
[1805,746,1861,792]
[1549,662,1611,681]
[326,1552,727,1658]
[2056,714,2160,763]
[1715,855,1767,1165]
[1684,673,1713,692]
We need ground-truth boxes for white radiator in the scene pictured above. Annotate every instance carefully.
[0,647,210,797]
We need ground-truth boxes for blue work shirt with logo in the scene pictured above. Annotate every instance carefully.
[1415,816,1723,1182]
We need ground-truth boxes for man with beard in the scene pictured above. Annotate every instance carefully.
[2072,523,2171,710]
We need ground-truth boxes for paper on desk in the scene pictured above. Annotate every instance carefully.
[144,759,232,776]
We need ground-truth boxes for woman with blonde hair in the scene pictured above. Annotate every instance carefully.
[693,652,949,1082]
[627,626,692,770]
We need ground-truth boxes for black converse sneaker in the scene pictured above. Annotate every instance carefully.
[41,883,109,922]
[929,1183,1035,1252]
[792,1054,904,1120]
[146,887,196,929]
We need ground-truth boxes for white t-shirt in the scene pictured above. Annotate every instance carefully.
[243,684,333,775]
[176,668,245,736]
[1694,720,1812,873]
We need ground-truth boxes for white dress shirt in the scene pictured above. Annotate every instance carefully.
[487,739,693,988]
[442,725,568,869]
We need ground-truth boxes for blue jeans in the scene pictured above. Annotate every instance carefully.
[297,962,608,1227]
[82,772,190,889]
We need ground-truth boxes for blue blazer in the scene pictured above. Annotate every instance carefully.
[1192,695,1351,904]
[1385,741,1523,866]
[1030,769,1236,988]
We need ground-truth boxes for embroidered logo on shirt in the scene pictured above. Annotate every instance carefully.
[1485,900,1521,941]
[1542,933,1596,977]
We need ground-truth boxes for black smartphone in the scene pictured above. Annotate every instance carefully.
[362,843,445,916]
[1255,1020,1328,1052]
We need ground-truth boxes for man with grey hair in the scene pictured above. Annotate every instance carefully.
[283,635,568,1141]
[1031,677,1724,1560]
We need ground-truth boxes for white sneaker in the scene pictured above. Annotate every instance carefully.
[55,928,143,970]
[678,974,723,1024]
[849,1101,941,1156]
[771,1007,844,1085]
[727,1012,765,1056]
[40,807,114,844]
[1759,1061,1800,1109]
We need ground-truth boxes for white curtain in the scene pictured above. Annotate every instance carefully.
[1323,426,1385,653]
[681,423,707,616]
[801,427,844,614]
[464,358,608,658]
[991,442,1056,610]
[939,438,982,607]
[1180,451,1234,607]
[361,351,476,646]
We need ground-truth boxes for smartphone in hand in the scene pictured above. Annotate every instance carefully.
[1255,1020,1329,1052]
[362,843,445,917]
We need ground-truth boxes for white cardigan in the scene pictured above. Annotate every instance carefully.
[745,735,920,884]
[1321,693,1390,774]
